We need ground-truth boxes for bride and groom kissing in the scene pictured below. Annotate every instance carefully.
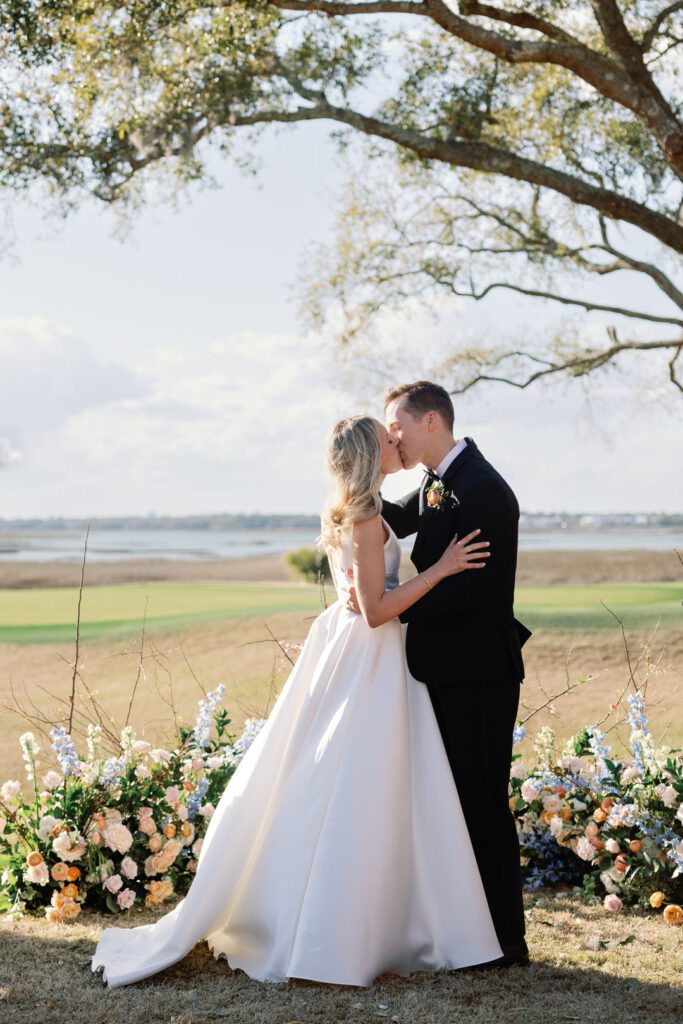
[91,379,532,989]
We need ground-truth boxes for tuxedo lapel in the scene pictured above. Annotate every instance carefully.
[412,438,482,565]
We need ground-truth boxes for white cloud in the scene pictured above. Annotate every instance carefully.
[0,437,21,468]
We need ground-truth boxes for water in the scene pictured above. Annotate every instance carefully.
[0,526,681,562]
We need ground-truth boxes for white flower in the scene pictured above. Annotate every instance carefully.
[52,828,87,862]
[542,793,563,813]
[1,780,21,801]
[192,837,204,858]
[576,836,597,862]
[199,803,215,820]
[660,785,678,808]
[620,765,641,785]
[134,765,151,780]
[207,756,224,771]
[510,762,527,780]
[42,771,62,790]
[132,739,152,755]
[560,756,583,774]
[676,803,683,825]
[102,822,133,854]
[25,861,49,886]
[38,815,63,842]
[549,815,564,838]
[571,799,588,811]
[600,868,622,894]
[150,748,173,765]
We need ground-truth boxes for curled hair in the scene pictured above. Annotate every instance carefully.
[320,415,382,549]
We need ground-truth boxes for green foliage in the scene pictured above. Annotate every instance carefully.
[286,546,331,584]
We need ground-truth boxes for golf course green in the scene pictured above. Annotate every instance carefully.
[0,581,680,643]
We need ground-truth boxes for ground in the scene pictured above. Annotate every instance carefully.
[0,892,681,1024]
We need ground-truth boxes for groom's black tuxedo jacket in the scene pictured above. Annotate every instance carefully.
[381,438,532,688]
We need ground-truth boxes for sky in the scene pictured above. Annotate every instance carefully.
[0,121,681,519]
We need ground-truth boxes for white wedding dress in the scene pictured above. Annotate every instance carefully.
[91,519,502,988]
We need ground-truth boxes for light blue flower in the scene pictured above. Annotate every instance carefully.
[49,727,79,777]
[192,684,227,749]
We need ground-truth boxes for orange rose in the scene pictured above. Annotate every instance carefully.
[663,904,683,926]
[601,797,615,812]
[649,891,666,908]
[62,883,78,900]
[26,851,43,867]
[426,488,441,507]
[67,866,80,881]
[541,810,557,825]
[163,823,176,838]
[628,839,642,854]
[559,807,572,821]
[590,837,604,851]
[50,862,69,881]
[593,809,607,823]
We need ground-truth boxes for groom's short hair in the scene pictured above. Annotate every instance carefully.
[384,381,454,432]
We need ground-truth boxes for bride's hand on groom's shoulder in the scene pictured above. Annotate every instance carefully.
[434,529,490,579]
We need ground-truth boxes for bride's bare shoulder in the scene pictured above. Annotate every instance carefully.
[351,516,388,547]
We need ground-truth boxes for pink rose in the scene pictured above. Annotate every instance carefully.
[521,780,539,803]
[120,855,138,879]
[604,894,623,912]
[103,873,123,893]
[164,786,180,806]
[605,838,621,854]
[116,887,136,910]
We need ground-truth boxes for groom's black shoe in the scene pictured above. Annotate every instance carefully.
[467,940,530,971]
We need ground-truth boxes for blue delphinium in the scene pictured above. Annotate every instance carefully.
[192,683,227,749]
[625,691,656,775]
[186,776,210,821]
[513,724,526,747]
[49,726,79,776]
[232,718,267,764]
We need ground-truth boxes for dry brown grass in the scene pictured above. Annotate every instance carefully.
[0,893,681,1024]
[1,611,682,777]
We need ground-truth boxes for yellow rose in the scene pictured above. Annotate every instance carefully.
[663,904,683,926]
[649,891,666,908]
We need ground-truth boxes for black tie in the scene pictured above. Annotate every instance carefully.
[424,468,440,483]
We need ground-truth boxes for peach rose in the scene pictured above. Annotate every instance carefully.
[628,839,642,853]
[614,854,629,872]
[426,488,441,507]
[61,900,80,920]
[62,883,79,900]
[663,904,683,926]
[593,809,607,823]
[138,816,157,836]
[148,834,163,853]
[45,906,63,923]
[163,823,176,838]
[601,797,615,812]
[649,891,666,908]
[51,890,67,909]
[26,850,44,867]
[183,780,195,792]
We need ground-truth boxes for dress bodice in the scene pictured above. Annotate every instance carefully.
[331,518,401,597]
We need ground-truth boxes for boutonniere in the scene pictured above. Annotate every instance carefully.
[425,479,460,511]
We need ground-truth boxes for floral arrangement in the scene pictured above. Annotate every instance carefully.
[509,692,683,925]
[0,684,266,923]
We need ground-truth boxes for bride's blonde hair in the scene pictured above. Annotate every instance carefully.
[320,415,382,549]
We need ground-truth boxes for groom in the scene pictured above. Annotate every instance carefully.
[349,380,531,967]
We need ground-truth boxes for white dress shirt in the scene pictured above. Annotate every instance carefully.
[432,438,467,479]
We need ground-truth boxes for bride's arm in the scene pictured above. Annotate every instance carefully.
[352,516,489,629]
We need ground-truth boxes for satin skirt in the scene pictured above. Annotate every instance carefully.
[91,602,502,988]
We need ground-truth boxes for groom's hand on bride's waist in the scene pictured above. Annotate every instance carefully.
[345,585,361,615]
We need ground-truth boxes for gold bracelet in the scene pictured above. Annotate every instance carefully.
[419,571,432,591]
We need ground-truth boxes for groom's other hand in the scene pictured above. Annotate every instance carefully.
[345,584,361,615]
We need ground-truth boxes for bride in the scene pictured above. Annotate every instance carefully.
[91,414,502,989]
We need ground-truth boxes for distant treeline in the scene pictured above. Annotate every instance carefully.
[0,511,681,532]
[0,514,321,531]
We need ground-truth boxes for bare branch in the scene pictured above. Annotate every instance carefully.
[449,334,683,393]
[640,2,683,53]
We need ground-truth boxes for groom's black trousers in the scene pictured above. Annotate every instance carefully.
[425,678,525,948]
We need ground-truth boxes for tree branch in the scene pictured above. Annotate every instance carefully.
[639,2,683,53]
[448,334,683,393]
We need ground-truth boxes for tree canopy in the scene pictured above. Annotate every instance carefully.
[1,1,682,392]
